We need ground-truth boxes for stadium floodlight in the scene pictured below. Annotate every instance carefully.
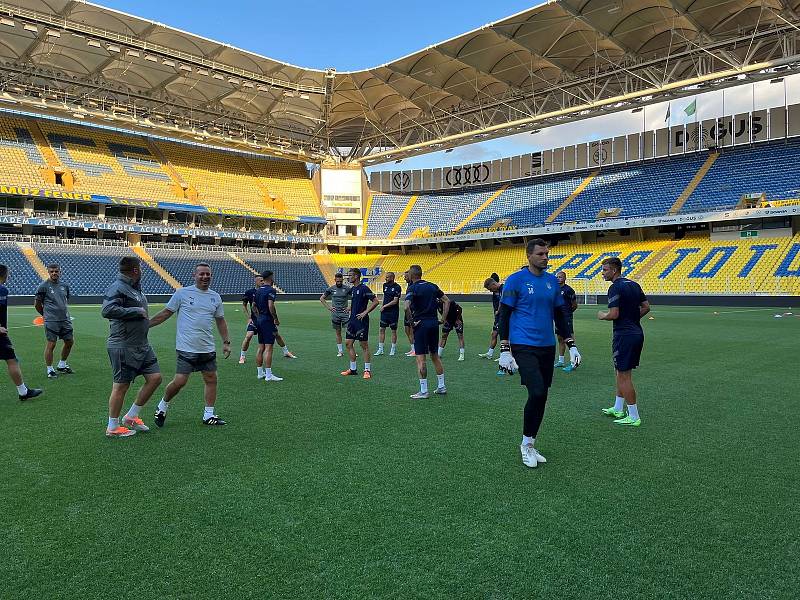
[23,23,37,32]
[107,44,121,53]
[0,17,14,26]
[87,39,101,48]
[45,29,60,38]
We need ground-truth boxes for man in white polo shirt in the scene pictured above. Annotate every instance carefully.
[149,262,231,427]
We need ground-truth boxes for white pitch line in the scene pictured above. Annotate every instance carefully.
[663,307,790,315]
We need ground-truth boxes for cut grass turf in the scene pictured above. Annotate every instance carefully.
[1,302,798,599]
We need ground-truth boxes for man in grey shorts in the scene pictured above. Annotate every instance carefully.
[320,272,351,357]
[149,262,231,427]
[101,256,162,438]
[35,264,74,378]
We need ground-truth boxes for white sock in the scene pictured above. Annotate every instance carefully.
[47,365,55,373]
[437,347,444,357]
[459,348,464,356]
[378,343,384,351]
[203,406,215,420]
[350,361,357,371]
[337,344,343,352]
[558,355,565,363]
[627,403,640,421]
[240,350,246,358]
[58,360,67,368]
[419,379,428,394]
[390,344,396,353]
[437,374,445,388]
[265,368,272,378]
[108,417,119,430]
[125,404,141,418]
[16,383,28,395]
[257,367,265,377]
[522,435,534,446]
[281,345,289,356]
[614,395,625,412]
[486,348,494,357]
[158,398,169,413]
[364,362,371,372]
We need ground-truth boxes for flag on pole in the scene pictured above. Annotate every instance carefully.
[683,99,697,117]
[665,103,671,123]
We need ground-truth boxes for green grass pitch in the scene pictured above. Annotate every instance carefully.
[2,301,797,599]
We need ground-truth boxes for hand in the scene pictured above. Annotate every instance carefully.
[569,346,582,369]
[357,311,367,320]
[273,319,280,327]
[380,305,385,312]
[137,307,148,318]
[0,326,7,335]
[222,341,231,359]
[597,310,607,320]
[498,351,518,374]
[328,306,335,313]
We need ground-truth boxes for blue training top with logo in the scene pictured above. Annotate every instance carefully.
[348,283,376,320]
[501,269,564,347]
[382,281,402,314]
[242,287,257,323]
[607,278,647,335]
[406,280,444,324]
[254,284,277,322]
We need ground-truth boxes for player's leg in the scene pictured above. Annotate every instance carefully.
[480,328,498,359]
[6,356,41,400]
[162,373,189,403]
[412,353,429,398]
[602,375,626,418]
[264,342,282,381]
[121,347,162,432]
[390,324,398,355]
[429,324,446,393]
[333,321,344,356]
[456,323,465,361]
[404,322,415,356]
[275,332,296,358]
[56,325,75,373]
[438,328,449,357]
[44,337,57,377]
[376,326,386,355]
[613,369,640,426]
[342,324,358,375]
[107,382,134,437]
[240,329,254,363]
[360,339,371,378]
[517,346,555,467]
[200,370,225,425]
[555,336,566,368]
[256,343,266,378]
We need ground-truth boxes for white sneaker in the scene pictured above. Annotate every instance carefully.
[410,391,429,399]
[389,349,396,356]
[478,353,493,359]
[532,448,547,464]
[433,387,447,395]
[265,374,284,382]
[520,444,538,468]
[374,349,384,356]
[457,354,465,361]
[337,351,344,357]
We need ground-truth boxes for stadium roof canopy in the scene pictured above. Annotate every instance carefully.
[1,0,799,164]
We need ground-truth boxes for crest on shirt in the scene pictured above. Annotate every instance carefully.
[526,283,535,294]
[546,282,552,290]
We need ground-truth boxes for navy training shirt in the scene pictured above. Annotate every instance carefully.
[491,284,504,313]
[242,287,257,323]
[406,280,444,324]
[348,283,376,320]
[382,281,402,314]
[254,285,277,322]
[607,277,647,335]
[501,268,564,347]
[0,283,8,329]
[438,299,462,324]
[560,284,577,315]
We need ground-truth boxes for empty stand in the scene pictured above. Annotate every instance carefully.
[237,253,327,294]
[0,241,43,295]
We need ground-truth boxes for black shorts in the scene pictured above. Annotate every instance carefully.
[442,318,463,335]
[492,315,500,332]
[557,313,574,337]
[256,318,277,345]
[512,344,556,396]
[404,316,412,328]
[45,321,73,342]
[176,350,217,374]
[0,335,17,361]
[108,345,160,384]
[612,333,644,372]
[380,310,399,330]
[246,321,258,334]
[346,317,369,341]
[413,321,440,355]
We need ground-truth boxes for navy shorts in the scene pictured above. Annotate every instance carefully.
[257,318,277,345]
[380,310,399,330]
[246,321,258,334]
[557,313,574,338]
[346,317,369,341]
[404,316,412,328]
[413,321,440,355]
[492,315,499,332]
[442,318,463,335]
[0,335,17,361]
[612,333,644,372]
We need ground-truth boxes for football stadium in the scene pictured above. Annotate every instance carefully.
[1,0,798,597]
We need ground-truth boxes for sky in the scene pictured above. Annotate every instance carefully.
[95,0,800,170]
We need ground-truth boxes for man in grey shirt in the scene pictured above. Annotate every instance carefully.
[101,256,162,438]
[149,262,231,427]
[35,264,74,378]
[320,272,351,356]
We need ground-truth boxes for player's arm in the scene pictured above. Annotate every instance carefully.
[101,291,147,320]
[361,296,380,318]
[639,300,651,318]
[34,286,45,315]
[242,298,251,320]
[597,307,619,321]
[320,291,334,312]
[148,308,174,327]
[382,292,400,310]
[215,316,231,358]
[268,299,279,326]
[439,294,451,324]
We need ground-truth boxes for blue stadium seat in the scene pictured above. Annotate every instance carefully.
[0,242,42,295]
